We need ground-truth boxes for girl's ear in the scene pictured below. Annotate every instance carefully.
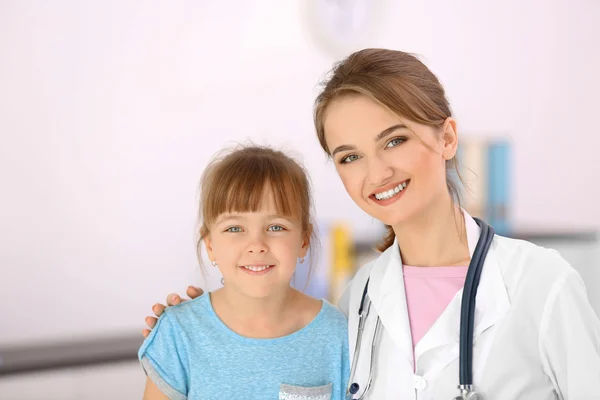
[203,233,215,261]
[298,224,312,259]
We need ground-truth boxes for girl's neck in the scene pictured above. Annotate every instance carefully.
[392,194,470,267]
[210,287,319,338]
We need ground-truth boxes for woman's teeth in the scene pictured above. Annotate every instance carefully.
[374,181,408,200]
[242,265,271,272]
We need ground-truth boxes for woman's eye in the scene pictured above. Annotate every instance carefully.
[341,154,360,164]
[386,137,405,148]
[268,225,285,232]
[225,226,242,233]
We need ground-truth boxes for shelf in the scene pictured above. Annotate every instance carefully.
[355,230,598,253]
[0,335,142,377]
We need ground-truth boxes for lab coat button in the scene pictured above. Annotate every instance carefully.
[413,375,427,390]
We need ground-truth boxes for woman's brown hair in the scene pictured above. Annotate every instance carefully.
[313,48,464,252]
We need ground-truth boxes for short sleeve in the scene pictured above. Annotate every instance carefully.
[138,312,189,400]
[540,270,600,399]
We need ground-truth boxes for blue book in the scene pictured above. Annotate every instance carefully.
[486,140,511,235]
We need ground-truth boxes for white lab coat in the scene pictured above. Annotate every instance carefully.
[339,212,600,399]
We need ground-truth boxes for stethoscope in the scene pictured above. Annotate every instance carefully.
[347,218,495,400]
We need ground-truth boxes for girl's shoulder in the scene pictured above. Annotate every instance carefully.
[308,297,349,337]
[162,292,215,328]
[293,291,348,336]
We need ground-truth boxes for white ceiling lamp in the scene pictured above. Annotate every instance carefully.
[300,0,388,58]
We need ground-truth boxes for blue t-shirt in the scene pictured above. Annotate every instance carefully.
[138,293,350,400]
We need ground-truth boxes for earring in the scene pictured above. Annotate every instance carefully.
[211,260,217,267]
[299,257,305,264]
[221,277,224,285]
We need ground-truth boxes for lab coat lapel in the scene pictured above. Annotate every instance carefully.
[414,211,511,375]
[367,240,414,367]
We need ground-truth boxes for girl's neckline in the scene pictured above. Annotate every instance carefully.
[204,292,327,344]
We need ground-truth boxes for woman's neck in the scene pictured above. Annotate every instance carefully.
[210,287,309,338]
[392,195,470,267]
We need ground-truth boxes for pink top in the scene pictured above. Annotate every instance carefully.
[403,265,469,366]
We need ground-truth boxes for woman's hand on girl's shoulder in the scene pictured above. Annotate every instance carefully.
[142,286,204,338]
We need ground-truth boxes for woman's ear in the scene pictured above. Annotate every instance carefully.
[441,117,458,160]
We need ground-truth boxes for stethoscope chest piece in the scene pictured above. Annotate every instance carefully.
[454,385,485,400]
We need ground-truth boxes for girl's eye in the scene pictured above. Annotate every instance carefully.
[340,154,360,164]
[268,225,285,232]
[386,137,405,148]
[225,226,242,233]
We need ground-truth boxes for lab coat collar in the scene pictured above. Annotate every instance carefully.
[414,210,511,372]
[367,238,414,367]
[367,210,511,372]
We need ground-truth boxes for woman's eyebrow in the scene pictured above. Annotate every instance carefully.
[330,124,408,157]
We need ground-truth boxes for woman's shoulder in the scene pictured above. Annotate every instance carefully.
[493,234,583,296]
[494,234,573,274]
[336,255,381,316]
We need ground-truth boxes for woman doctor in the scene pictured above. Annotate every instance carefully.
[143,48,600,399]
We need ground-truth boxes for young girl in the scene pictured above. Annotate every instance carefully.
[139,145,349,399]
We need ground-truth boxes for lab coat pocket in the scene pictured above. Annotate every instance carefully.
[278,382,332,400]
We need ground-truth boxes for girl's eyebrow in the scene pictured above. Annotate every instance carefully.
[215,214,296,224]
[265,215,295,223]
[215,214,245,224]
